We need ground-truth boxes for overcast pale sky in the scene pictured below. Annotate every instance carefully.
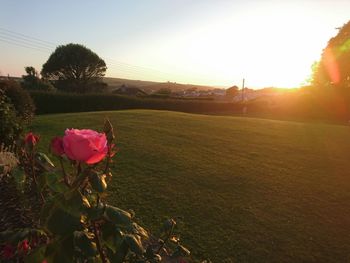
[0,0,349,88]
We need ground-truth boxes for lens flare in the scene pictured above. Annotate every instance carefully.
[323,48,340,84]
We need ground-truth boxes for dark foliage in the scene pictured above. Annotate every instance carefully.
[310,20,350,120]
[22,66,56,92]
[41,43,107,93]
[0,89,22,146]
[0,80,35,124]
[29,91,244,115]
[312,20,350,89]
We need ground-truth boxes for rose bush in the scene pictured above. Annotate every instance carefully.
[0,120,192,263]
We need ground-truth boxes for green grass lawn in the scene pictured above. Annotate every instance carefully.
[30,110,350,262]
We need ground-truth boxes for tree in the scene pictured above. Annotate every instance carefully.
[226,85,239,98]
[312,20,350,89]
[25,66,37,77]
[41,44,107,93]
[22,66,55,91]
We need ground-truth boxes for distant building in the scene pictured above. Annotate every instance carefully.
[113,84,147,96]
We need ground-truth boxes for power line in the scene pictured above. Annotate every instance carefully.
[0,37,49,53]
[0,27,57,47]
[0,27,213,84]
[0,34,52,51]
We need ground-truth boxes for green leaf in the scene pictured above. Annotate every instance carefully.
[44,235,75,263]
[104,205,132,226]
[171,244,191,257]
[45,207,82,235]
[74,231,98,257]
[89,172,107,193]
[64,189,91,216]
[128,223,149,239]
[0,229,29,244]
[43,190,89,235]
[35,152,55,172]
[87,203,105,221]
[24,245,46,263]
[100,222,124,253]
[40,194,61,225]
[149,254,162,263]
[44,172,68,194]
[111,240,129,263]
[124,234,144,255]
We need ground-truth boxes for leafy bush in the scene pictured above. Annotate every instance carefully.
[22,66,56,92]
[0,90,22,147]
[22,78,56,92]
[0,80,35,123]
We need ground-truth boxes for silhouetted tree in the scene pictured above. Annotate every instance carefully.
[312,20,350,89]
[41,44,107,93]
[25,66,37,77]
[22,66,55,91]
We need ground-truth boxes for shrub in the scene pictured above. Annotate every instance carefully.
[0,80,35,123]
[0,89,22,146]
[22,66,56,92]
[22,78,56,92]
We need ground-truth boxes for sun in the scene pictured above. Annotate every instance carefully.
[136,2,330,88]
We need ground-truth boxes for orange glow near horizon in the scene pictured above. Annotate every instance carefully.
[1,1,350,89]
[108,2,344,89]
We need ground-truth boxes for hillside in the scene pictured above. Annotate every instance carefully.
[31,110,350,262]
[104,77,216,93]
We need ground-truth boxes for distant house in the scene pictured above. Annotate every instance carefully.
[112,84,147,96]
[211,88,226,96]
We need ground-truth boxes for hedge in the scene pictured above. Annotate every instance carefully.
[29,91,245,115]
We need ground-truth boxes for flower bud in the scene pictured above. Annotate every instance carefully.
[103,119,115,144]
[24,132,39,147]
[50,137,64,156]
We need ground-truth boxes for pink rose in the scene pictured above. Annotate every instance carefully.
[50,137,65,156]
[63,129,108,164]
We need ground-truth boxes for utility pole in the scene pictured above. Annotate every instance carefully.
[242,78,247,114]
[241,78,245,101]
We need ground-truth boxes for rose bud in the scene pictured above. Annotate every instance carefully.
[25,132,39,147]
[50,137,65,156]
[18,239,30,254]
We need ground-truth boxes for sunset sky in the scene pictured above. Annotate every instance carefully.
[1,0,349,88]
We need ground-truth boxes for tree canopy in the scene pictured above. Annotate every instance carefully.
[41,44,107,93]
[312,20,350,89]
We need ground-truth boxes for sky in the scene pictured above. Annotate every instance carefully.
[0,0,349,88]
